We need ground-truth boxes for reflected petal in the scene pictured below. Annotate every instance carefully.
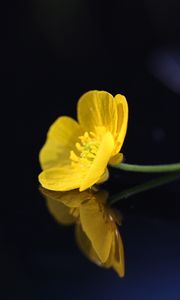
[46,196,75,225]
[104,229,125,277]
[79,196,113,263]
[40,187,91,207]
[75,223,102,266]
[40,187,125,277]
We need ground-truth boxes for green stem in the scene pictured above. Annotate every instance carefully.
[113,162,180,173]
[109,172,180,205]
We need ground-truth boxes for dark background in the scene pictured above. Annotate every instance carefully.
[2,1,180,299]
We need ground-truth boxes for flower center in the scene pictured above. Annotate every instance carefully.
[70,131,99,167]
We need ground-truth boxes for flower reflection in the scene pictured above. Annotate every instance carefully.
[40,187,125,277]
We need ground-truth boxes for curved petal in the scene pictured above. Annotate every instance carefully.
[112,230,125,277]
[77,90,118,138]
[77,90,128,158]
[79,198,113,263]
[46,196,75,225]
[109,153,124,166]
[79,132,114,191]
[96,168,109,184]
[39,165,87,191]
[113,94,128,155]
[75,224,102,266]
[39,116,82,170]
[40,187,92,208]
[104,229,125,277]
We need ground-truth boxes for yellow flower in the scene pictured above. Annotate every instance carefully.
[39,90,128,191]
[40,187,125,277]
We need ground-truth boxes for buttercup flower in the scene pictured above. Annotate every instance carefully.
[40,187,125,277]
[39,90,128,191]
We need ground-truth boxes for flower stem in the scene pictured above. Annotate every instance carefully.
[113,162,180,173]
[109,172,180,205]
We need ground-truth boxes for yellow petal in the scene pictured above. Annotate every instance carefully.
[79,132,114,191]
[39,116,82,170]
[109,153,124,166]
[105,229,125,277]
[40,187,92,208]
[97,168,109,184]
[46,196,76,225]
[113,94,128,155]
[77,90,118,138]
[79,198,113,263]
[39,165,87,191]
[75,224,102,266]
[112,229,125,277]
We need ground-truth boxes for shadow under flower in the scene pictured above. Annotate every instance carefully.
[40,187,125,277]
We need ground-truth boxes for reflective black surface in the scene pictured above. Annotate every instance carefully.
[2,176,180,300]
[3,1,180,299]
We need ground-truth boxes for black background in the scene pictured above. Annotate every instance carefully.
[2,1,180,299]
